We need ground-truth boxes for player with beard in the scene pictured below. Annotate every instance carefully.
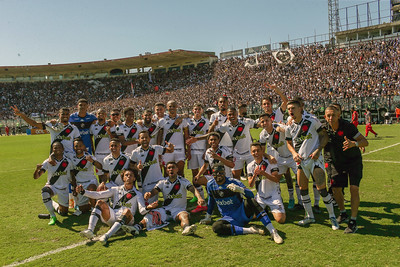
[116,107,141,156]
[34,142,74,225]
[70,138,102,215]
[138,109,160,145]
[123,162,204,236]
[157,100,190,176]
[100,138,131,190]
[90,108,112,182]
[324,106,368,233]
[209,96,232,148]
[69,99,97,154]
[78,169,157,245]
[109,108,122,138]
[200,164,283,244]
[130,131,174,203]
[11,105,80,155]
[285,100,339,230]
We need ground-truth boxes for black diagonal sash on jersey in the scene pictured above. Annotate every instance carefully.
[94,126,107,150]
[163,179,181,207]
[73,156,88,175]
[147,124,157,136]
[140,148,156,184]
[255,161,269,191]
[212,148,223,164]
[231,122,245,149]
[294,119,312,152]
[49,159,69,185]
[50,124,74,153]
[190,118,206,136]
[164,122,180,143]
[110,156,128,183]
[271,129,280,148]
[114,189,137,209]
[121,124,138,152]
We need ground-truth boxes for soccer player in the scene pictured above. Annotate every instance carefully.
[157,100,190,176]
[139,109,160,145]
[186,104,209,199]
[365,108,378,137]
[78,169,156,245]
[69,99,97,154]
[153,102,166,121]
[11,105,80,154]
[247,143,285,223]
[260,83,288,123]
[324,105,368,233]
[258,114,301,211]
[33,142,74,225]
[209,96,231,147]
[100,138,131,189]
[130,131,174,203]
[126,162,204,236]
[116,107,141,156]
[90,108,112,182]
[351,107,359,128]
[238,103,248,121]
[285,100,339,230]
[109,108,122,138]
[70,138,102,215]
[200,164,283,244]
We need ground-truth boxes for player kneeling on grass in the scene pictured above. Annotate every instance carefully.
[200,164,283,244]
[34,142,74,225]
[247,143,286,224]
[78,169,157,245]
[124,162,205,236]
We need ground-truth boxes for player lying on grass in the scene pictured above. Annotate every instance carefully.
[200,164,283,244]
[34,142,74,225]
[122,162,205,236]
[77,169,158,245]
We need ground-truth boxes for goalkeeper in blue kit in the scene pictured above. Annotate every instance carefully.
[200,164,283,244]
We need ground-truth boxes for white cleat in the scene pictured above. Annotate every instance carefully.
[250,226,266,235]
[298,217,316,226]
[182,224,197,236]
[80,229,95,239]
[99,234,109,246]
[271,229,284,244]
[121,225,140,236]
[330,217,340,230]
[73,210,82,216]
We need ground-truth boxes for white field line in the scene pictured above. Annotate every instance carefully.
[363,142,400,156]
[4,238,98,267]
[0,168,31,173]
[363,160,400,164]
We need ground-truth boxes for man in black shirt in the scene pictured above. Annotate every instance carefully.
[324,106,368,233]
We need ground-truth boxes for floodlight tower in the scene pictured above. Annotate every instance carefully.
[328,0,340,46]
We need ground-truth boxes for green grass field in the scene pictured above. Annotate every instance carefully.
[0,124,399,266]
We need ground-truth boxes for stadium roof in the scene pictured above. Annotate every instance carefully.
[0,49,217,79]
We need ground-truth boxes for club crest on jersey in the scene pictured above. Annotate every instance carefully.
[302,125,309,132]
[274,133,279,140]
[118,160,125,166]
[65,128,71,134]
[130,128,137,134]
[149,150,154,156]
[218,191,224,197]
[337,130,344,136]
[61,162,68,168]
[126,193,133,199]
[81,123,85,128]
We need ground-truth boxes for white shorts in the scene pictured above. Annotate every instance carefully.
[255,193,285,214]
[162,148,185,164]
[232,153,253,171]
[75,179,98,206]
[143,208,169,231]
[101,207,134,227]
[277,156,297,175]
[187,154,205,169]
[267,146,279,159]
[45,184,69,207]
[299,156,325,181]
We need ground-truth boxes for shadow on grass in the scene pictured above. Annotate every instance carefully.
[57,212,91,233]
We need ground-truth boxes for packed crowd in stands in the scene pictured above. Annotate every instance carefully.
[1,38,400,120]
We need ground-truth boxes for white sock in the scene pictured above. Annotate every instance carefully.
[288,188,294,200]
[313,183,320,205]
[106,221,123,238]
[322,194,335,218]
[88,207,101,232]
[301,194,314,218]
[42,191,56,217]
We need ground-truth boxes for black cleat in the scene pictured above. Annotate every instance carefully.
[344,220,358,234]
[337,212,349,224]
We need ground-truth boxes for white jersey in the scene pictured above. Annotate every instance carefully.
[218,119,255,155]
[210,111,231,147]
[140,122,160,145]
[187,116,209,155]
[90,122,111,156]
[116,122,140,155]
[158,115,188,149]
[247,158,280,199]
[70,152,98,183]
[43,122,80,154]
[41,156,73,189]
[204,146,233,174]
[155,176,193,211]
[83,185,147,215]
[285,114,323,159]
[102,153,131,186]
[259,124,291,158]
[130,145,165,190]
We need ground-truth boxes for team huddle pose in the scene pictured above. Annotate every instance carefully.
[12,83,369,246]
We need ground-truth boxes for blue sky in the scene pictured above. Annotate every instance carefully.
[0,0,390,66]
